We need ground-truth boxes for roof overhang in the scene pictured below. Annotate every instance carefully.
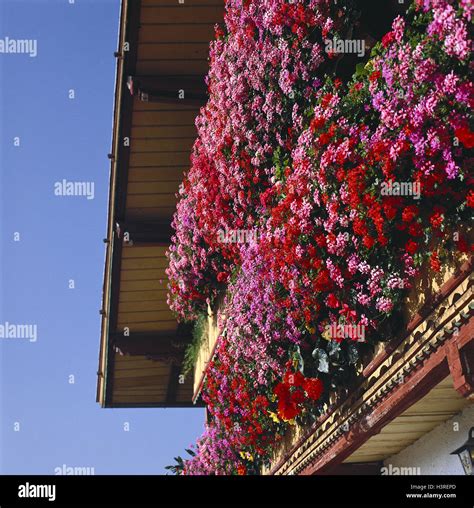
[97,0,223,408]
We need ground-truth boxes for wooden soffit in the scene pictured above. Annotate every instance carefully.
[97,0,223,408]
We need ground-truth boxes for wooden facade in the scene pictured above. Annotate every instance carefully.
[97,0,224,408]
[192,299,224,402]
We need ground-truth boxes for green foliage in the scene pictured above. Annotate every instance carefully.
[165,449,196,475]
[164,456,185,475]
[181,313,208,376]
[273,145,291,182]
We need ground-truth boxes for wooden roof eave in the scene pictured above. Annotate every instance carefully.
[98,0,225,408]
[97,0,141,407]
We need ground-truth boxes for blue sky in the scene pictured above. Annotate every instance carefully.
[0,0,205,474]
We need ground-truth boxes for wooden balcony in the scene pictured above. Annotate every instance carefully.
[192,296,225,403]
[264,253,473,475]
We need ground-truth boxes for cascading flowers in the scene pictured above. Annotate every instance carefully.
[167,0,473,474]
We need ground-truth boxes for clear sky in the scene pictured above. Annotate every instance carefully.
[0,0,205,474]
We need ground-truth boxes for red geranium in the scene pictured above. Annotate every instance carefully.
[313,268,333,291]
[402,205,418,223]
[273,381,290,400]
[466,190,474,208]
[303,378,324,401]
[382,31,395,47]
[369,70,381,83]
[363,234,376,249]
[430,207,445,228]
[455,126,474,149]
[254,395,269,409]
[383,197,402,221]
[284,370,304,387]
[237,464,247,475]
[277,398,300,421]
[326,293,340,308]
[310,116,325,132]
[408,222,423,237]
[217,271,228,283]
[406,239,418,254]
[430,251,441,272]
[290,388,305,404]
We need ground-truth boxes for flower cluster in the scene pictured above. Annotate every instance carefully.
[274,365,324,421]
[167,0,354,319]
[168,0,473,474]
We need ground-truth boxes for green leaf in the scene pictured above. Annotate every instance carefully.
[355,62,367,77]
[294,345,305,374]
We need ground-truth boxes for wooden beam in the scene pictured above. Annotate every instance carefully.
[117,220,173,245]
[106,401,205,408]
[111,328,192,362]
[129,75,207,105]
[109,324,192,360]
